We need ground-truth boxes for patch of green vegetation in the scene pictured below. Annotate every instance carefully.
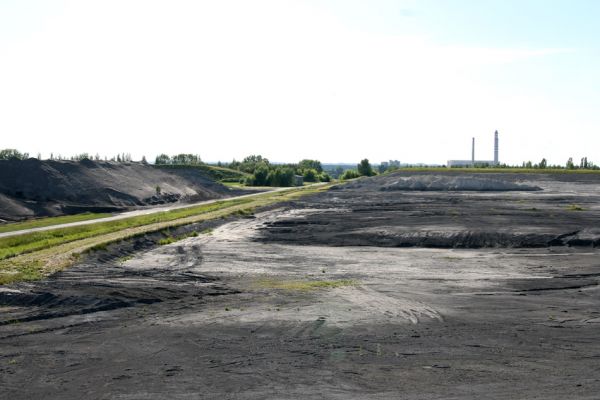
[442,256,462,261]
[0,212,111,234]
[0,183,334,284]
[89,243,108,252]
[158,230,206,245]
[234,208,255,217]
[256,279,357,291]
[567,204,585,211]
[0,198,253,260]
[0,261,44,285]
[158,237,177,245]
[118,255,134,263]
[153,164,250,182]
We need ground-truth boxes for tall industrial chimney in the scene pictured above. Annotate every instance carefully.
[494,130,499,165]
[472,137,475,165]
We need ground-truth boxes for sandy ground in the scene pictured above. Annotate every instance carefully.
[1,172,600,399]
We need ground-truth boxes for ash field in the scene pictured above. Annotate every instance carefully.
[2,171,600,399]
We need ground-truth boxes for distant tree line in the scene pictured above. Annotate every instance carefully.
[0,149,29,160]
[154,153,202,165]
[222,156,332,187]
[219,156,381,186]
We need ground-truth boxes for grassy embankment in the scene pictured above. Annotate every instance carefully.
[392,167,600,174]
[153,164,251,182]
[0,213,111,234]
[0,184,331,285]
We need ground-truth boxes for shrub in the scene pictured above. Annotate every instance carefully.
[319,172,331,182]
[303,168,318,182]
[340,169,360,180]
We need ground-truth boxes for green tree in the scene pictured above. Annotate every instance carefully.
[340,169,360,180]
[253,164,270,186]
[566,157,575,169]
[298,159,323,173]
[319,172,331,182]
[155,154,170,165]
[357,159,375,176]
[267,167,294,187]
[240,155,269,173]
[171,154,201,165]
[539,158,547,169]
[0,149,29,160]
[303,168,318,182]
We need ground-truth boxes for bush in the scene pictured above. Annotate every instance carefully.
[319,172,331,182]
[303,168,318,182]
[267,167,294,187]
[253,164,270,186]
[340,169,360,180]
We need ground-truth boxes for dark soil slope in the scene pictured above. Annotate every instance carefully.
[257,171,600,248]
[0,159,236,221]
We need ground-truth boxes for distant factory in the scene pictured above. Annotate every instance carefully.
[447,131,499,168]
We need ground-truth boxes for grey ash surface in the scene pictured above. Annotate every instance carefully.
[1,172,600,399]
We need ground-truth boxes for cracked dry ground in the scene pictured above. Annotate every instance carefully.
[1,172,600,399]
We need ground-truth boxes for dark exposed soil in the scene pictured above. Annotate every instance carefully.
[1,172,600,399]
[257,172,600,248]
[0,159,238,221]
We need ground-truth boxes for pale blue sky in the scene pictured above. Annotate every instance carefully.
[0,0,598,165]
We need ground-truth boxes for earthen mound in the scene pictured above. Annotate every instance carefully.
[380,175,541,192]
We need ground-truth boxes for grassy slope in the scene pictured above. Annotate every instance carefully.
[0,184,331,285]
[0,213,111,234]
[153,164,250,182]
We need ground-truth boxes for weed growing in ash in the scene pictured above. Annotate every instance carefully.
[256,279,357,291]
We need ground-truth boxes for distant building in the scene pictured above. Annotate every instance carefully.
[447,131,499,167]
[378,160,401,173]
[294,175,304,186]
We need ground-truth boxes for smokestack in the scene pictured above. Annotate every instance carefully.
[494,130,499,165]
[472,137,475,165]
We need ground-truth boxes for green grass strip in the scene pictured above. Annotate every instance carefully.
[0,212,111,234]
[0,198,252,260]
[0,184,332,284]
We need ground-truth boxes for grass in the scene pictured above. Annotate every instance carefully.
[153,164,250,182]
[256,278,357,291]
[0,212,111,234]
[567,204,585,211]
[0,198,254,261]
[158,230,204,245]
[0,183,332,285]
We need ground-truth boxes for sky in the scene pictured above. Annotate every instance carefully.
[0,0,599,165]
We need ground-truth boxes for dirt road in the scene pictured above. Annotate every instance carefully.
[0,185,307,239]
